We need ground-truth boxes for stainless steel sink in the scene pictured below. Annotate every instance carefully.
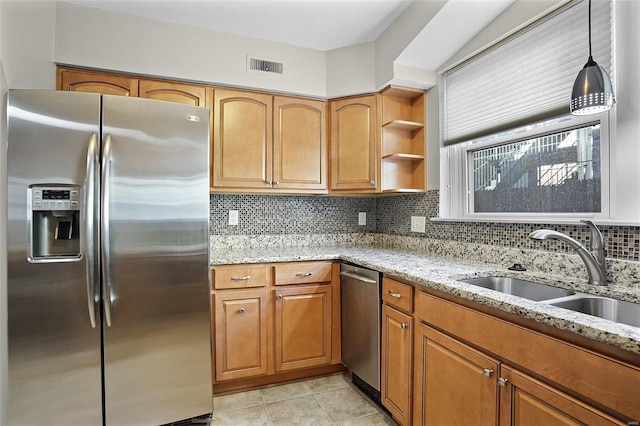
[460,277,575,301]
[548,296,640,327]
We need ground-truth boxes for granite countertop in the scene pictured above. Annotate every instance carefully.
[210,246,640,357]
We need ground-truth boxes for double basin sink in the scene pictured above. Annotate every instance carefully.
[460,276,640,328]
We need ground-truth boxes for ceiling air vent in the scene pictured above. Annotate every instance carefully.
[247,54,285,76]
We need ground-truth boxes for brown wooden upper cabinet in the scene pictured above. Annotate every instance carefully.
[57,68,426,195]
[273,96,327,192]
[138,79,208,107]
[330,95,379,193]
[212,89,327,193]
[212,89,273,190]
[57,67,208,108]
[57,68,139,96]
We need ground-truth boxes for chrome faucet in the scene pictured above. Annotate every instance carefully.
[528,220,607,286]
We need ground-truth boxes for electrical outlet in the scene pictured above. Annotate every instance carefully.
[411,216,426,233]
[228,210,239,226]
[358,212,367,226]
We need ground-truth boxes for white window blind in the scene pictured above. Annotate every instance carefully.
[443,0,613,146]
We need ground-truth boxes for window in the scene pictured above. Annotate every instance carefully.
[469,117,605,214]
[439,0,615,222]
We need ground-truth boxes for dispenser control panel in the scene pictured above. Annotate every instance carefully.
[31,186,80,211]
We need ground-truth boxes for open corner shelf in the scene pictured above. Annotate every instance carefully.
[382,153,425,161]
[382,120,424,131]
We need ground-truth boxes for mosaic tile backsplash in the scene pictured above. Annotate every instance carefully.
[209,194,377,235]
[210,191,640,262]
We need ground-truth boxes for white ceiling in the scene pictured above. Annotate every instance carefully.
[66,0,515,70]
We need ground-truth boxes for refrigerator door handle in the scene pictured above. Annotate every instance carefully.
[101,134,113,327]
[85,133,98,329]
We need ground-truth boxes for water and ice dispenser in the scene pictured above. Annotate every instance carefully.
[29,185,81,260]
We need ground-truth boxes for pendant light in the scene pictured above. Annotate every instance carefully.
[570,0,614,115]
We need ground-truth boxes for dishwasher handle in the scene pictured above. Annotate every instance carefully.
[340,271,377,284]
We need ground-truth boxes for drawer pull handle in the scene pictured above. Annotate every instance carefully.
[401,323,408,329]
[296,272,313,278]
[388,290,402,298]
[231,276,251,281]
[239,307,245,314]
[483,368,494,378]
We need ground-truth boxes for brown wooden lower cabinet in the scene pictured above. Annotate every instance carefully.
[414,290,639,426]
[275,284,332,371]
[381,304,413,426]
[499,365,625,426]
[413,323,499,426]
[213,289,268,382]
[211,261,343,393]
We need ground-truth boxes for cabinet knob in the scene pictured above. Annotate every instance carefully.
[401,323,409,329]
[296,272,313,278]
[369,180,375,186]
[239,307,245,314]
[277,294,283,300]
[498,377,509,387]
[482,368,494,378]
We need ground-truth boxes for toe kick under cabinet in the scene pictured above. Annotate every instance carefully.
[211,261,343,393]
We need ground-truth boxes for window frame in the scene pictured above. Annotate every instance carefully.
[440,112,611,223]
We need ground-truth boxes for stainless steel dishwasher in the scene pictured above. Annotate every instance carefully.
[340,263,381,400]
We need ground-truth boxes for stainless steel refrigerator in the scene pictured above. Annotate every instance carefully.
[6,90,213,425]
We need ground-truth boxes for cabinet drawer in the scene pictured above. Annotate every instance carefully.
[274,262,332,285]
[213,265,269,289]
[382,277,413,313]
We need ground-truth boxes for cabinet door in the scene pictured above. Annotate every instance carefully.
[57,69,138,96]
[499,365,626,426]
[413,323,499,426]
[275,285,332,371]
[214,290,268,381]
[138,79,207,106]
[273,96,327,191]
[381,305,413,426]
[330,95,378,192]
[212,89,273,189]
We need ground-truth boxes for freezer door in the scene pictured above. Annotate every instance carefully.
[101,95,212,425]
[7,90,103,425]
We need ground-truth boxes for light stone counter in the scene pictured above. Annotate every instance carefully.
[210,245,640,357]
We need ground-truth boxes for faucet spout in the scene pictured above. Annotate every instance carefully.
[580,220,606,267]
[528,226,607,286]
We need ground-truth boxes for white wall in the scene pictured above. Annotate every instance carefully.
[374,0,447,89]
[610,0,640,221]
[54,2,329,97]
[1,1,56,89]
[325,43,376,98]
[439,0,565,71]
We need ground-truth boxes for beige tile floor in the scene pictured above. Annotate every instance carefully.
[212,374,396,425]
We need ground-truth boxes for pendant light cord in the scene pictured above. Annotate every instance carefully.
[588,0,592,58]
